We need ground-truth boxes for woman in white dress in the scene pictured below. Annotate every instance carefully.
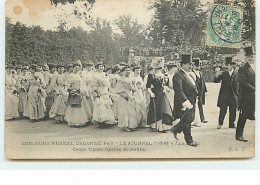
[5,65,19,120]
[91,62,116,128]
[49,64,69,123]
[23,64,47,122]
[65,61,91,127]
[108,65,121,120]
[117,66,140,132]
[16,66,29,117]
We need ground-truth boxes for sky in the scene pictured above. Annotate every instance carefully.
[5,0,155,32]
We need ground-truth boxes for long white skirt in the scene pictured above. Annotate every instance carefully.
[65,97,91,126]
[92,95,116,124]
[5,89,19,120]
[117,96,139,129]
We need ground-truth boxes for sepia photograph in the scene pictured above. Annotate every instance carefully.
[4,0,255,159]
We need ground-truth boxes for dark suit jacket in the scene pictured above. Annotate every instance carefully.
[214,70,239,108]
[238,62,255,114]
[172,69,198,119]
[193,70,207,105]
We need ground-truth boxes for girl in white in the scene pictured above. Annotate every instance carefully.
[23,64,47,122]
[5,65,19,120]
[91,62,116,128]
[65,61,91,127]
[117,66,140,132]
[49,65,68,123]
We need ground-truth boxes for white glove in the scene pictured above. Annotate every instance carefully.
[182,100,193,110]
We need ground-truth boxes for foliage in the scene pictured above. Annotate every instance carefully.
[5,17,122,66]
[114,15,151,49]
[149,0,206,50]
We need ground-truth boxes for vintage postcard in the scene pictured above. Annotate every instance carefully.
[5,0,255,159]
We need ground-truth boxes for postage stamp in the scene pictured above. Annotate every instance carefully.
[206,4,243,48]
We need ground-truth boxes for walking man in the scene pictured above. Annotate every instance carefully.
[192,58,208,123]
[170,54,199,147]
[236,46,255,142]
[214,57,239,129]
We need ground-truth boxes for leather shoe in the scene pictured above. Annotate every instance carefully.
[236,136,248,142]
[187,142,198,147]
[229,126,236,128]
[217,124,222,129]
[170,127,179,140]
[202,120,208,123]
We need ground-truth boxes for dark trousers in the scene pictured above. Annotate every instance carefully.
[236,108,250,138]
[172,108,195,144]
[219,104,236,127]
[198,100,205,122]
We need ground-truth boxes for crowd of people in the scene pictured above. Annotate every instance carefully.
[5,46,255,147]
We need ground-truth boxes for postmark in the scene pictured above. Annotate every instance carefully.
[206,4,243,48]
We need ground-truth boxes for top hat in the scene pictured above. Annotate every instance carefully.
[181,54,192,64]
[192,58,200,66]
[244,46,254,56]
[225,57,233,65]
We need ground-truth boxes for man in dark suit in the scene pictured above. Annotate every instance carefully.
[236,46,255,142]
[192,58,208,123]
[214,57,239,129]
[170,54,199,147]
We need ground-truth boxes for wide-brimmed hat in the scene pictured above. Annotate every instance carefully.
[95,61,105,68]
[73,60,82,68]
[66,64,73,69]
[151,57,164,69]
[132,65,142,71]
[119,62,127,66]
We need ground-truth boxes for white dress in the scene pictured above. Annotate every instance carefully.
[91,72,116,124]
[5,73,19,120]
[117,76,140,129]
[49,73,68,121]
[23,74,47,120]
[65,73,91,126]
[109,74,120,120]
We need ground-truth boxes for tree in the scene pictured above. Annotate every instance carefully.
[149,0,206,52]
[114,15,151,49]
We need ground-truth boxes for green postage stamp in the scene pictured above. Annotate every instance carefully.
[206,4,243,48]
